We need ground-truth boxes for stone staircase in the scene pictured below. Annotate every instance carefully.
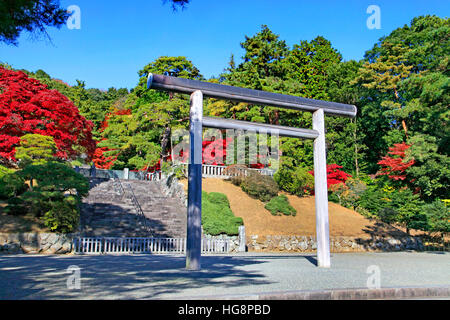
[79,178,187,238]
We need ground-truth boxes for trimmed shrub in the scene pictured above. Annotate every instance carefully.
[42,195,79,233]
[202,191,243,236]
[0,171,27,199]
[206,192,230,207]
[19,161,89,197]
[241,172,279,202]
[265,195,297,216]
[2,162,88,233]
[274,165,314,197]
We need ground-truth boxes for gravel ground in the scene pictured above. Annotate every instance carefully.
[0,251,449,300]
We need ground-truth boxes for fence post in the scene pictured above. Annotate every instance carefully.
[90,164,96,178]
[239,226,246,252]
[124,168,129,180]
[186,90,203,271]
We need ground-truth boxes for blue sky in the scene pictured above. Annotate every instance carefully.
[1,0,449,90]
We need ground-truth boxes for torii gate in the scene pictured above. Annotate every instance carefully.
[147,73,357,269]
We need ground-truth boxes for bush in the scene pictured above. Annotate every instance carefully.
[14,190,53,217]
[230,175,244,186]
[357,185,387,219]
[0,171,27,199]
[202,191,243,236]
[265,195,297,216]
[19,161,89,197]
[161,162,186,179]
[241,172,279,202]
[329,178,367,209]
[224,164,247,186]
[420,200,450,238]
[2,162,87,233]
[206,192,230,207]
[3,197,27,215]
[358,184,427,235]
[42,196,79,233]
[274,165,314,197]
[0,165,13,178]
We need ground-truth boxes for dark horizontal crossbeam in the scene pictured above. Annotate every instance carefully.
[147,73,357,117]
[202,116,319,140]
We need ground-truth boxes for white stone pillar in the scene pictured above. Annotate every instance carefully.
[313,109,331,268]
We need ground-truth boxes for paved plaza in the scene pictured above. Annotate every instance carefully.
[0,252,449,299]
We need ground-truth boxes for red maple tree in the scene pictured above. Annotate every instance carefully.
[309,164,352,188]
[377,142,415,181]
[0,67,96,163]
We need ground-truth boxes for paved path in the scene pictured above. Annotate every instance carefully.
[0,252,449,299]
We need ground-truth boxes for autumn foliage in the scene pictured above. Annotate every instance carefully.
[0,67,96,163]
[377,143,415,181]
[309,164,352,188]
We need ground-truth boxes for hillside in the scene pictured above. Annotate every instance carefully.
[181,178,410,239]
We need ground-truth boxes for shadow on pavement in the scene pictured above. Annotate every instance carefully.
[0,253,316,299]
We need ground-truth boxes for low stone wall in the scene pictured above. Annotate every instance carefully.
[247,235,424,252]
[0,233,74,254]
[158,173,187,207]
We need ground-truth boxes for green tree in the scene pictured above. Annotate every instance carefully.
[405,134,450,201]
[135,56,202,98]
[5,162,89,232]
[421,200,450,241]
[15,134,57,168]
[96,56,202,169]
[326,60,367,175]
[0,0,69,45]
[353,15,449,174]
[287,36,342,100]
[353,41,413,138]
[19,161,89,197]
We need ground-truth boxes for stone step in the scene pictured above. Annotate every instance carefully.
[80,178,186,238]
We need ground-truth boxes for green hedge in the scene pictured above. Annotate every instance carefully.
[274,165,314,197]
[241,172,279,202]
[265,195,297,216]
[202,191,243,236]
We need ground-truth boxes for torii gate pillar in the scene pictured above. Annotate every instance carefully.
[185,90,203,270]
[313,108,331,268]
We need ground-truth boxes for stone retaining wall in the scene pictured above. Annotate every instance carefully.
[158,173,187,207]
[247,235,424,252]
[0,233,74,254]
[1,232,425,255]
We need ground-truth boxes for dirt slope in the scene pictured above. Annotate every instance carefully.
[181,178,408,239]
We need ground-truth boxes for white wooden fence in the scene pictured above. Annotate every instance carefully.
[145,171,162,181]
[78,165,274,182]
[73,237,232,254]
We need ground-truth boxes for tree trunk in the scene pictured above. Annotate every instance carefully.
[274,109,280,125]
[394,89,408,139]
[161,126,171,162]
